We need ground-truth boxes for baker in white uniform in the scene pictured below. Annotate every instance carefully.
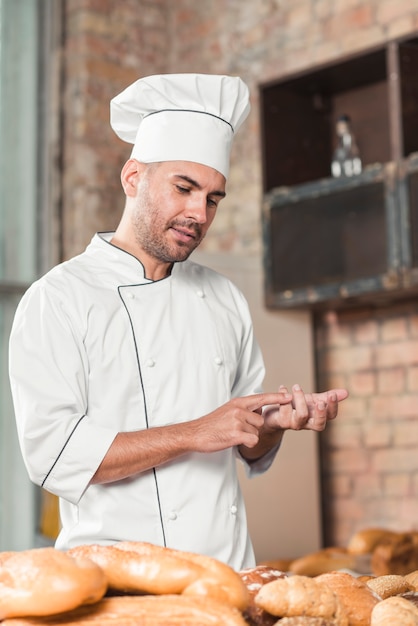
[9,73,348,570]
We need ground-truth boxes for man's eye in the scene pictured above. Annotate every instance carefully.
[176,185,190,194]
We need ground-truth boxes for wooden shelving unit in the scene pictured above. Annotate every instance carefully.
[260,35,418,310]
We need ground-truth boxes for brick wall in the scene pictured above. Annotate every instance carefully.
[61,0,169,259]
[61,0,418,259]
[316,299,418,548]
[59,0,418,549]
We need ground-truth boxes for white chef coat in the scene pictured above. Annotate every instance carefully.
[9,233,279,570]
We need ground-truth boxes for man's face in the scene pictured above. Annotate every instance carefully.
[131,161,226,264]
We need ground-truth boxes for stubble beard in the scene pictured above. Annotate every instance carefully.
[132,181,204,264]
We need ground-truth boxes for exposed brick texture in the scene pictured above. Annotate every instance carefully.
[59,0,418,551]
[316,300,418,546]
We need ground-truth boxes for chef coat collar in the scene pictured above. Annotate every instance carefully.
[92,232,185,284]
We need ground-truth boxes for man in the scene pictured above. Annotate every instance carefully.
[9,73,348,570]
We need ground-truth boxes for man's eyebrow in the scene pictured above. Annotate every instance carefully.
[174,174,226,198]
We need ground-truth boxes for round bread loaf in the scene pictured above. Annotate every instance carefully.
[371,595,418,625]
[0,547,107,619]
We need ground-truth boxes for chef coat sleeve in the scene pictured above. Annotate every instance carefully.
[8,281,117,504]
[236,441,282,478]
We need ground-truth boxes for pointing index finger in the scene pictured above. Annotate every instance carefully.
[245,392,292,412]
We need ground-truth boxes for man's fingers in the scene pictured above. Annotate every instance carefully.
[292,384,309,420]
[243,392,292,413]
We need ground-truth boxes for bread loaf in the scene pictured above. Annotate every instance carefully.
[254,574,348,625]
[347,529,401,555]
[316,571,379,626]
[405,571,418,590]
[69,541,249,611]
[1,594,248,626]
[370,595,418,625]
[0,547,107,620]
[371,533,418,576]
[366,574,414,599]
[239,565,287,626]
[289,548,358,577]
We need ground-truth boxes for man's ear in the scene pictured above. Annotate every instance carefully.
[121,159,146,197]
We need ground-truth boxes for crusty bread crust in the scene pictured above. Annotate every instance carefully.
[254,574,348,625]
[366,574,414,599]
[316,571,379,626]
[68,541,249,611]
[347,529,401,555]
[0,548,107,620]
[371,595,418,625]
[289,548,358,577]
[1,594,248,625]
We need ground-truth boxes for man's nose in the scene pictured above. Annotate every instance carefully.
[185,196,208,223]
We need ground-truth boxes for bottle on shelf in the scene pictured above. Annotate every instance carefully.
[331,114,362,178]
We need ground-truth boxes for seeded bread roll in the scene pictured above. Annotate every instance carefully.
[366,574,414,599]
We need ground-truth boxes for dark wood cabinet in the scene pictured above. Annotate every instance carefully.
[261,35,418,310]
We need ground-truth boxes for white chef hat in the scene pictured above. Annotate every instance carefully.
[110,73,250,178]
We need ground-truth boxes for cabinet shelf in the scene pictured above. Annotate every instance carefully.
[260,35,418,310]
